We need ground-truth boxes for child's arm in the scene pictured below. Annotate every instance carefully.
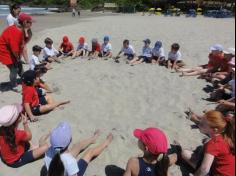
[22,113,32,141]
[194,153,214,176]
[218,100,235,108]
[24,103,38,122]
[39,82,52,93]
[167,60,172,69]
[172,60,178,69]
[123,158,137,176]
[116,50,123,58]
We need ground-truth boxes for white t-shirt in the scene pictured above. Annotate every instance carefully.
[44,147,79,176]
[6,14,18,26]
[142,46,152,57]
[43,46,59,59]
[77,43,89,51]
[168,51,182,61]
[122,45,135,55]
[229,79,235,97]
[29,55,41,70]
[102,43,112,53]
[152,47,165,58]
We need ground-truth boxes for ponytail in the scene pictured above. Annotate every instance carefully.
[48,152,64,176]
[155,154,170,176]
[2,126,17,152]
[223,118,235,155]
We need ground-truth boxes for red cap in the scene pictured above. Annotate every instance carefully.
[79,37,85,44]
[18,13,33,22]
[134,128,168,155]
[63,36,69,43]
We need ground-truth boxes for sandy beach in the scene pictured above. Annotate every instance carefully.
[0,12,235,176]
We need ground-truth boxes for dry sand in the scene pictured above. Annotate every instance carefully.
[0,12,235,176]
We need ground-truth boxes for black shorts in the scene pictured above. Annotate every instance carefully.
[124,54,134,60]
[139,56,152,63]
[152,56,166,61]
[31,96,47,116]
[77,159,88,176]
[2,142,34,168]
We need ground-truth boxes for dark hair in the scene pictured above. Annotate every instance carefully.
[44,37,53,44]
[1,125,17,152]
[35,66,47,76]
[32,45,42,52]
[123,39,129,45]
[48,153,65,176]
[10,4,21,16]
[22,70,36,86]
[171,43,180,51]
[155,154,170,176]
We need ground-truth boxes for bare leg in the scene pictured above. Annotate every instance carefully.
[70,130,100,158]
[39,99,70,114]
[181,69,208,77]
[32,133,50,159]
[81,133,113,163]
[168,153,178,166]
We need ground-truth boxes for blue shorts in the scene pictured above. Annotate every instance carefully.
[2,142,35,168]
[77,159,88,176]
[31,96,47,116]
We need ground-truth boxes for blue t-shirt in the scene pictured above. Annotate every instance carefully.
[77,43,89,51]
[142,46,152,57]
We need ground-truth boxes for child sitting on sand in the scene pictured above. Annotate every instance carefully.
[22,70,69,122]
[0,104,49,168]
[174,111,235,176]
[167,43,185,69]
[115,39,137,63]
[43,37,61,63]
[75,36,89,58]
[152,41,166,65]
[102,36,112,59]
[124,127,177,176]
[129,39,153,66]
[89,38,102,59]
[59,36,76,59]
[29,45,51,71]
[45,122,113,176]
[178,44,224,77]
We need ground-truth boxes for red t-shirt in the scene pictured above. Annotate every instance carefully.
[219,58,231,72]
[208,53,224,69]
[0,25,24,65]
[60,42,74,53]
[0,129,28,164]
[205,135,235,176]
[92,43,101,52]
[22,84,39,108]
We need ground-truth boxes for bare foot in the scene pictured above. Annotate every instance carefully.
[91,130,101,143]
[105,133,113,147]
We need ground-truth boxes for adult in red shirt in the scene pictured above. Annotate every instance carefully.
[0,13,33,90]
[0,104,49,168]
[174,111,235,176]
[59,36,76,59]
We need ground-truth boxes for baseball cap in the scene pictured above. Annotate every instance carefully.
[134,127,168,155]
[22,70,36,85]
[210,44,224,52]
[0,104,23,127]
[143,39,151,44]
[224,48,235,56]
[79,37,85,44]
[63,36,69,43]
[155,41,162,49]
[50,122,72,149]
[18,13,33,23]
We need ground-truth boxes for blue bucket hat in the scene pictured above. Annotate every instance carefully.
[155,41,162,49]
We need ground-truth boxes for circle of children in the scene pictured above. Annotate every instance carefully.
[0,12,235,176]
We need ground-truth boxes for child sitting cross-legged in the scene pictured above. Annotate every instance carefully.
[75,36,89,58]
[22,70,70,122]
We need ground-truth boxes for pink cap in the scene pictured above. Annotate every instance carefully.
[18,13,33,22]
[134,128,168,155]
[228,57,235,66]
[0,104,23,127]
